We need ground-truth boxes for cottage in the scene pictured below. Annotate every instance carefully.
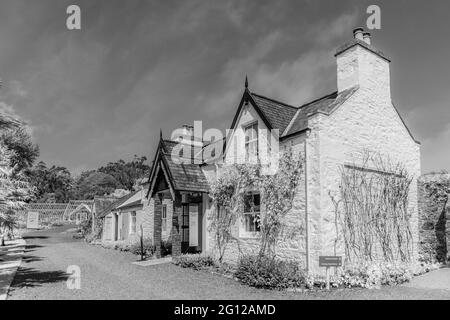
[98,184,158,244]
[115,29,421,271]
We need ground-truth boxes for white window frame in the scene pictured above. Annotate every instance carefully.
[240,192,261,238]
[129,211,137,235]
[244,122,258,163]
[162,204,167,231]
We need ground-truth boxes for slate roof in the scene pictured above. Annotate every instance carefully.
[244,86,358,138]
[250,93,298,135]
[284,86,359,137]
[117,199,143,211]
[161,140,210,192]
[97,191,137,218]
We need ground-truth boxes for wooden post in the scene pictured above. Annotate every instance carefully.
[140,224,144,261]
[91,211,95,235]
[326,267,330,290]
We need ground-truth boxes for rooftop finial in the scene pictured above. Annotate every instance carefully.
[160,128,163,139]
[245,75,248,89]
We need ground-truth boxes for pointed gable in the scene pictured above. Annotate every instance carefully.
[250,93,298,135]
[147,138,210,199]
[229,86,359,140]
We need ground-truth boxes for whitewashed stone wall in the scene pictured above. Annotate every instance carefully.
[312,91,420,270]
[204,104,306,265]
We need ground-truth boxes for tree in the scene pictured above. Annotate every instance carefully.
[98,155,149,191]
[27,162,74,203]
[71,171,118,200]
[1,126,39,173]
[0,110,22,131]
[0,142,34,245]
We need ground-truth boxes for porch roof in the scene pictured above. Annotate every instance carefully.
[147,139,210,199]
[117,199,143,211]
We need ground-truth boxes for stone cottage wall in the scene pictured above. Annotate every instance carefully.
[139,197,155,242]
[216,138,307,266]
[315,88,421,270]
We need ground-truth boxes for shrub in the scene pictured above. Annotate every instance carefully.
[51,221,64,227]
[129,238,155,257]
[79,216,103,241]
[306,261,441,290]
[235,255,305,290]
[161,239,172,256]
[173,254,216,270]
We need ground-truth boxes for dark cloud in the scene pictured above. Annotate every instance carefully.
[0,0,448,174]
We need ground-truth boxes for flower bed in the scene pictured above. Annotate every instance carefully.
[173,253,442,292]
[235,255,305,290]
[173,253,216,270]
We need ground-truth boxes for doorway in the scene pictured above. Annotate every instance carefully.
[181,204,189,253]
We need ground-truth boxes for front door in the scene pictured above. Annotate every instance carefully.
[180,202,201,253]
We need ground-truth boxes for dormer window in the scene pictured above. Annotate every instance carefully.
[245,122,258,162]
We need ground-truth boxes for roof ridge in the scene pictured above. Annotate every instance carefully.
[250,92,298,110]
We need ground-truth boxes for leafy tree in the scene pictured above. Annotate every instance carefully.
[98,155,149,191]
[0,142,35,245]
[27,162,73,203]
[1,127,39,173]
[71,171,118,200]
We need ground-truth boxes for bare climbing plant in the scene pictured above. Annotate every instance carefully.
[209,148,304,261]
[338,152,413,264]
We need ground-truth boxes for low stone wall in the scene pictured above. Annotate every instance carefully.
[418,173,450,263]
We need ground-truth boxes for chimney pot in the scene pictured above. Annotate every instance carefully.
[353,27,364,41]
[363,32,372,45]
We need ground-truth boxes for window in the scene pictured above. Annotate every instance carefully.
[241,193,261,236]
[162,204,167,231]
[130,212,137,234]
[245,123,258,162]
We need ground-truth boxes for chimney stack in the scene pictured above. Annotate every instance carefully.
[363,32,372,45]
[353,27,364,41]
[335,29,391,101]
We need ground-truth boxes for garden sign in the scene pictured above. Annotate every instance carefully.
[319,256,342,290]
[27,211,40,229]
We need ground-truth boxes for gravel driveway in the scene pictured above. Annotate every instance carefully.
[7,226,450,300]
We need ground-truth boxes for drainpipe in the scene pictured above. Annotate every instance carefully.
[304,130,311,272]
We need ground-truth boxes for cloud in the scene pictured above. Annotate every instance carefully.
[9,80,28,97]
[200,9,358,123]
[0,101,20,119]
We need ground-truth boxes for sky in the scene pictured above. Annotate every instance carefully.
[0,0,449,175]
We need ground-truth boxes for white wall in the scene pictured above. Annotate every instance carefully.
[310,87,421,271]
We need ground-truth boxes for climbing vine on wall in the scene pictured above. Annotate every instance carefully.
[209,148,303,261]
[419,173,450,263]
[338,152,414,264]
